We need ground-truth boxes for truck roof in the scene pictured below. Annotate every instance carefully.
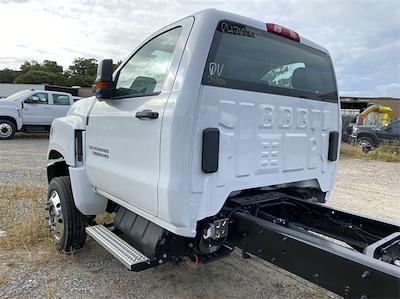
[26,89,72,96]
[187,9,329,54]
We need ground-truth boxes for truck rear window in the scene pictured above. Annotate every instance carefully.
[202,21,338,103]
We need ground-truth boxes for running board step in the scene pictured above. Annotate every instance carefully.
[86,225,151,271]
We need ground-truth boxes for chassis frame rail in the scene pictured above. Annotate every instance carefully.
[227,198,400,298]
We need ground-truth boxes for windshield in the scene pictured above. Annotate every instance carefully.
[6,90,32,101]
[202,21,338,103]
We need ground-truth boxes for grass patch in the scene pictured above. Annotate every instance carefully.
[95,212,115,225]
[340,142,400,162]
[15,132,49,139]
[0,185,50,250]
[0,271,6,288]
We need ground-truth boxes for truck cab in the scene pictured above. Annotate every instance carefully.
[0,89,74,139]
[45,9,399,298]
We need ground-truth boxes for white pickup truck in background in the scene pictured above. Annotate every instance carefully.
[0,89,74,139]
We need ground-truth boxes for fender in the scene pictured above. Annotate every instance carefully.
[0,101,23,130]
[357,131,379,147]
[47,97,108,215]
[48,115,85,166]
[47,96,97,165]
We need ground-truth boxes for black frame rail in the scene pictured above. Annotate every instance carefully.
[227,195,400,298]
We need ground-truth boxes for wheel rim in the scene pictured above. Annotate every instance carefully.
[0,123,12,138]
[358,139,371,148]
[47,191,64,242]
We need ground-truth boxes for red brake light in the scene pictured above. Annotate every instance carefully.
[266,23,300,42]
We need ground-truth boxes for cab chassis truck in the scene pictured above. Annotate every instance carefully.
[46,10,400,298]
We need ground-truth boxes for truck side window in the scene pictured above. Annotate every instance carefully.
[115,27,182,98]
[53,94,70,105]
[26,93,48,104]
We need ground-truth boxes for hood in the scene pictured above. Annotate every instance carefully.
[0,99,22,109]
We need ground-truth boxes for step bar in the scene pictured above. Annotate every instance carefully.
[86,225,151,271]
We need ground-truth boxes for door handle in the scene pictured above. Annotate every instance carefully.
[135,110,159,120]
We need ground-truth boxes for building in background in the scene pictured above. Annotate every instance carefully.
[340,96,400,119]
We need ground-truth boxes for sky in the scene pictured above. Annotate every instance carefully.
[0,0,399,97]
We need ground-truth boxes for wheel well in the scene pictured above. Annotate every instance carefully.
[47,151,69,183]
[49,150,64,160]
[0,116,17,129]
[357,133,377,145]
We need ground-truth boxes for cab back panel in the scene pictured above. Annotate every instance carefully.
[191,86,339,218]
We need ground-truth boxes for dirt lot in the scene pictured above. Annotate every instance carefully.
[0,135,399,298]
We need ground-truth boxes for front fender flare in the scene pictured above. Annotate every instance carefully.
[48,115,85,166]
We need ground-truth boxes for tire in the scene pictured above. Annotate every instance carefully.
[358,136,375,153]
[47,176,87,252]
[358,136,374,148]
[0,119,16,140]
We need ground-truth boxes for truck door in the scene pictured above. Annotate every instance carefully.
[22,92,52,125]
[49,93,72,120]
[85,18,193,217]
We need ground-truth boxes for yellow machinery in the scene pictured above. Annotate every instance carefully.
[359,105,393,126]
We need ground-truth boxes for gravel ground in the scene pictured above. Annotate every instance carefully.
[0,135,399,298]
[0,133,48,187]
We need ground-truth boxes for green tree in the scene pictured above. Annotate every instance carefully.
[13,70,67,85]
[67,58,98,77]
[2,57,121,87]
[19,60,63,74]
[20,61,39,74]
[41,60,63,74]
[65,58,99,87]
[68,75,97,87]
[0,69,20,83]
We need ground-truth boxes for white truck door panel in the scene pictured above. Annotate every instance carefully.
[22,92,52,125]
[86,95,167,215]
[86,19,193,217]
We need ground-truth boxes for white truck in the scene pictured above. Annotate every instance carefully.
[46,9,399,298]
[0,89,74,139]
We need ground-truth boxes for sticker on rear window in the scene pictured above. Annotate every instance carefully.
[220,22,258,38]
[209,62,224,76]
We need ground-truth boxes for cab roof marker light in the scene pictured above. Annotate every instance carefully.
[266,23,300,42]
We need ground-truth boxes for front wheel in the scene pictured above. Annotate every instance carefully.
[0,119,16,140]
[47,176,87,252]
[358,136,374,153]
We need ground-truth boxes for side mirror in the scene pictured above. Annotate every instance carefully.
[25,97,39,104]
[95,59,114,100]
